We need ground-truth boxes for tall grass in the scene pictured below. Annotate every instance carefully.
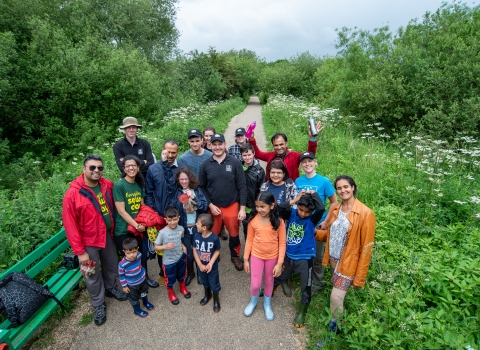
[261,94,480,349]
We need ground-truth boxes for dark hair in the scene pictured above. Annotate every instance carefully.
[174,167,199,189]
[297,193,316,211]
[197,213,214,230]
[271,133,287,144]
[122,237,139,251]
[164,206,179,218]
[334,175,357,196]
[122,155,145,188]
[163,139,179,148]
[83,154,103,166]
[248,192,281,230]
[203,126,216,134]
[268,159,289,180]
[240,143,255,154]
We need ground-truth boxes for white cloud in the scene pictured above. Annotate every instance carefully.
[176,0,476,61]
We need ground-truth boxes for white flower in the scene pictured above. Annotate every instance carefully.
[454,200,466,205]
[87,146,94,150]
[475,213,480,219]
[469,196,480,204]
[437,193,443,197]
[73,157,78,161]
[72,162,77,165]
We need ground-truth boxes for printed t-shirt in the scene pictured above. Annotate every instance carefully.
[155,225,184,265]
[194,232,221,265]
[113,178,145,236]
[89,184,112,231]
[268,183,286,204]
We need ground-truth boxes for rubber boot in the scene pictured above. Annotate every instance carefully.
[185,259,195,286]
[133,303,148,317]
[281,280,292,297]
[263,295,274,321]
[294,303,309,328]
[243,294,259,317]
[167,287,179,305]
[213,292,221,313]
[142,296,154,311]
[200,287,212,306]
[179,282,191,298]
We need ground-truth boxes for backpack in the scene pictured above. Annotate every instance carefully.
[0,272,66,327]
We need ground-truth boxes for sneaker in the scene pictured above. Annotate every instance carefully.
[231,257,244,271]
[219,226,229,240]
[94,304,106,325]
[105,286,127,301]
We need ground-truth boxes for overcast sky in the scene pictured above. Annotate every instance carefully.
[176,0,475,62]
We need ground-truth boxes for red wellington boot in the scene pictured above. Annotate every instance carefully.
[167,287,179,305]
[179,283,191,298]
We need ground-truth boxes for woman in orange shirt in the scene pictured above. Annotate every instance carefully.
[243,191,286,321]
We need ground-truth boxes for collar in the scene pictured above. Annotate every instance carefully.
[124,136,138,146]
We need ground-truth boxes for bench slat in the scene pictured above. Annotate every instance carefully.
[26,240,71,278]
[0,229,67,278]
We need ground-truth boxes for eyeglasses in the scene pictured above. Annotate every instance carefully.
[124,164,138,169]
[178,178,189,182]
[88,165,104,171]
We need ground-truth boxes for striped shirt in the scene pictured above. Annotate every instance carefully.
[118,252,146,287]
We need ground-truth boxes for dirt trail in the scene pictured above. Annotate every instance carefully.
[48,96,306,350]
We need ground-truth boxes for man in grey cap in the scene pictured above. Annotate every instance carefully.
[113,116,155,178]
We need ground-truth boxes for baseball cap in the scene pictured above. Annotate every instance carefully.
[235,127,246,136]
[299,152,316,162]
[210,133,225,143]
[188,129,202,138]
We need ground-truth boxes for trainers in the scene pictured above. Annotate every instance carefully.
[105,286,127,301]
[94,304,106,325]
[231,257,244,271]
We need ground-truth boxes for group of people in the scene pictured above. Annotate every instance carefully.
[62,115,376,345]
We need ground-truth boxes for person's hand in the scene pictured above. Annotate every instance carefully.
[77,252,90,264]
[136,223,146,232]
[205,263,213,273]
[292,190,306,204]
[185,189,194,198]
[319,221,328,230]
[308,121,324,138]
[244,260,250,274]
[199,264,207,273]
[273,263,283,277]
[248,130,255,141]
[144,160,147,164]
[237,207,246,221]
[164,242,176,250]
[161,149,168,162]
[354,285,361,290]
[123,286,130,294]
[209,203,221,216]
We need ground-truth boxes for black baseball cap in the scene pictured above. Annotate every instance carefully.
[210,133,225,143]
[299,152,316,162]
[188,129,202,138]
[235,127,246,136]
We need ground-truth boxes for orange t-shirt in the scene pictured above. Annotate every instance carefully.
[244,215,286,263]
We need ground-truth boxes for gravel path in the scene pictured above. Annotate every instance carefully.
[56,96,306,350]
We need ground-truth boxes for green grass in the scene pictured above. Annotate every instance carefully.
[261,94,480,349]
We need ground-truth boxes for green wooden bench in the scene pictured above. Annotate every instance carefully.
[0,228,82,350]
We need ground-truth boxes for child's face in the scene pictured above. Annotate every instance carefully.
[241,150,255,166]
[195,219,206,232]
[123,248,138,261]
[255,200,274,218]
[166,216,180,229]
[297,204,313,219]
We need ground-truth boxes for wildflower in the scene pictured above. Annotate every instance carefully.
[72,162,77,165]
[406,186,416,190]
[431,203,437,207]
[454,200,466,205]
[87,146,93,150]
[33,160,41,164]
[65,172,71,175]
[437,193,443,197]
[73,157,78,161]
[475,213,480,219]
[469,196,480,204]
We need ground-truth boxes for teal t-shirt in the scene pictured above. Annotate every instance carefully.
[89,184,112,231]
[113,178,145,236]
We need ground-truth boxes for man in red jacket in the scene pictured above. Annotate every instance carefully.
[62,154,127,326]
[248,121,323,181]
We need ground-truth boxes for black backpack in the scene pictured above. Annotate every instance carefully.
[0,272,66,327]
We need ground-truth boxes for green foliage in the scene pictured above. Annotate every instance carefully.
[261,94,480,349]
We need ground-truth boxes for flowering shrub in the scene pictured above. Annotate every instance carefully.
[262,94,479,349]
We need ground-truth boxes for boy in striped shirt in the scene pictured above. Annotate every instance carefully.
[118,237,155,317]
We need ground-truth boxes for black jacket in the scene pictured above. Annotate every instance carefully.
[243,159,265,209]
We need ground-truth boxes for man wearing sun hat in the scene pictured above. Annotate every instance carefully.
[178,128,212,177]
[113,116,155,178]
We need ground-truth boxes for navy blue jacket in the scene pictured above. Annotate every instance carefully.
[145,160,179,217]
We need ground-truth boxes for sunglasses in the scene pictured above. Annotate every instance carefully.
[88,165,104,171]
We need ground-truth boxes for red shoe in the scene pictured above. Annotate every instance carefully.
[179,283,191,298]
[167,287,179,305]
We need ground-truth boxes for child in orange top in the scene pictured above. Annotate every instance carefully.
[243,191,286,321]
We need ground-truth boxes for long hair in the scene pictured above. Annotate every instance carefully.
[122,155,145,188]
[174,166,200,189]
[247,191,281,231]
